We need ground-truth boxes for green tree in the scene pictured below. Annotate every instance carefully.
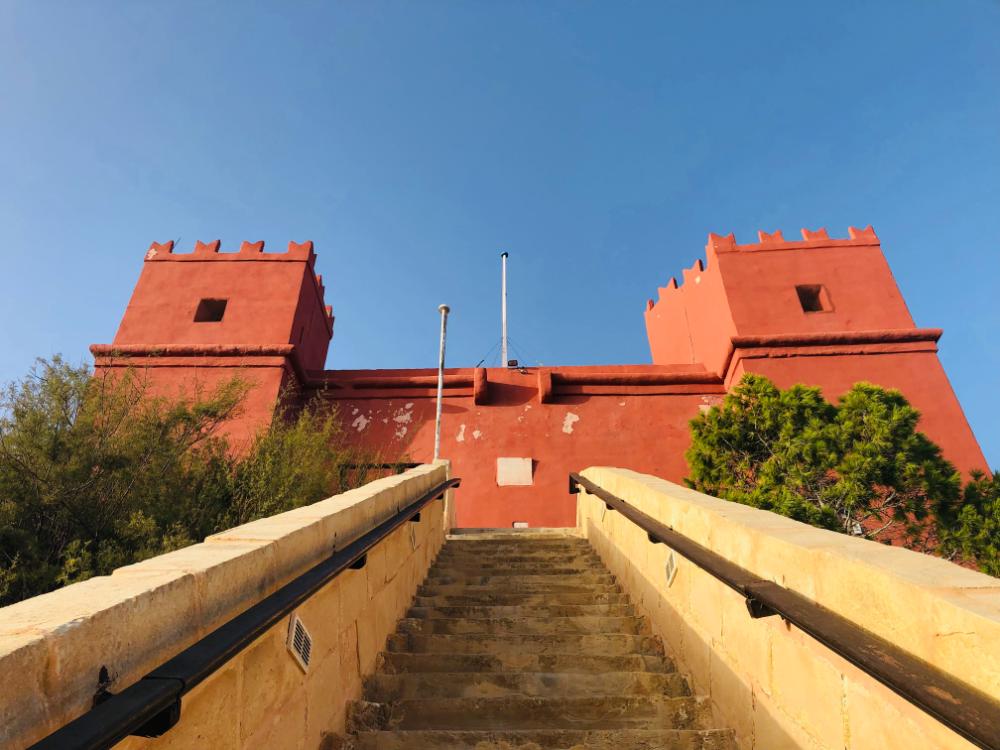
[0,357,386,605]
[686,374,963,550]
[941,470,1000,576]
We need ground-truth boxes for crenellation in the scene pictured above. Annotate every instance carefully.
[195,239,221,254]
[800,227,830,241]
[143,238,317,262]
[240,240,265,255]
[848,224,878,241]
[649,226,883,308]
[145,240,174,259]
[707,231,737,252]
[680,258,704,285]
[757,229,785,244]
[707,226,881,255]
[288,240,316,265]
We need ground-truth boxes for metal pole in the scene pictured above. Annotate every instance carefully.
[500,251,508,367]
[433,304,450,460]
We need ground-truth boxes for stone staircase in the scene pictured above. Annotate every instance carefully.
[346,530,735,749]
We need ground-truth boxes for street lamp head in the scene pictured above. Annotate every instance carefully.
[438,304,450,314]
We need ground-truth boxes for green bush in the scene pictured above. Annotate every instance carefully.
[686,374,996,573]
[0,357,390,605]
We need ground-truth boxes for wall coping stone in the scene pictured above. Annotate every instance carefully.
[579,466,1000,699]
[0,462,448,749]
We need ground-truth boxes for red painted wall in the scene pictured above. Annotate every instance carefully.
[311,366,724,527]
[94,228,989,528]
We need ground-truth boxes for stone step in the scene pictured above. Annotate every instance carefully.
[386,632,664,657]
[443,539,591,552]
[436,548,598,560]
[363,670,690,701]
[351,728,736,750]
[413,591,629,607]
[407,602,635,619]
[377,651,675,675]
[446,530,587,540]
[418,582,620,597]
[343,535,733,750]
[424,572,616,587]
[436,549,593,561]
[428,563,607,577]
[396,615,645,636]
[348,694,709,731]
[430,564,605,577]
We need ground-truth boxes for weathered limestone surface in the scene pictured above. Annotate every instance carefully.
[0,462,451,750]
[577,466,1000,750]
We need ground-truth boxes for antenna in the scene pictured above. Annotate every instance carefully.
[500,252,509,367]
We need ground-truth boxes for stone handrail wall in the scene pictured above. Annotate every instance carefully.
[0,462,452,749]
[576,467,1000,750]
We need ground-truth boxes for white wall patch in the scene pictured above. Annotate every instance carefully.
[456,424,466,442]
[562,413,580,434]
[352,414,370,432]
[496,457,533,486]
[472,429,483,440]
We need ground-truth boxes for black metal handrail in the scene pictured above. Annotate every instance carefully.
[29,476,460,750]
[341,461,422,474]
[569,472,1000,750]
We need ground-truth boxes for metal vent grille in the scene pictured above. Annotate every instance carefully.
[665,550,678,587]
[286,613,312,673]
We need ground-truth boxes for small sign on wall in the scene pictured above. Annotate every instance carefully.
[496,457,533,486]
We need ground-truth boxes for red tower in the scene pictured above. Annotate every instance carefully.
[91,239,333,443]
[644,227,987,474]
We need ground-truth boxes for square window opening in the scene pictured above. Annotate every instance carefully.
[795,285,830,313]
[194,298,228,322]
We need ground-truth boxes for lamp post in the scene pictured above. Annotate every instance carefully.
[433,304,450,461]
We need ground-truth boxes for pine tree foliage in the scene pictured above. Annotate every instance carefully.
[0,358,390,605]
[685,374,996,569]
[941,470,1000,576]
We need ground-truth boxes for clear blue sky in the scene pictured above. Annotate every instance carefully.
[0,2,997,466]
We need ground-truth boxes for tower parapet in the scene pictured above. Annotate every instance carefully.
[111,239,333,370]
[92,239,336,440]
[145,239,320,264]
[645,226,987,474]
[645,226,911,374]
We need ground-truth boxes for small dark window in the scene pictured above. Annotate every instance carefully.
[194,298,227,322]
[795,285,829,313]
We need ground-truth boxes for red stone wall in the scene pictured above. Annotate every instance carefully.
[311,366,725,528]
[93,229,989,528]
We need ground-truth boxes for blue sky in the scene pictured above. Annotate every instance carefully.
[0,2,997,465]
